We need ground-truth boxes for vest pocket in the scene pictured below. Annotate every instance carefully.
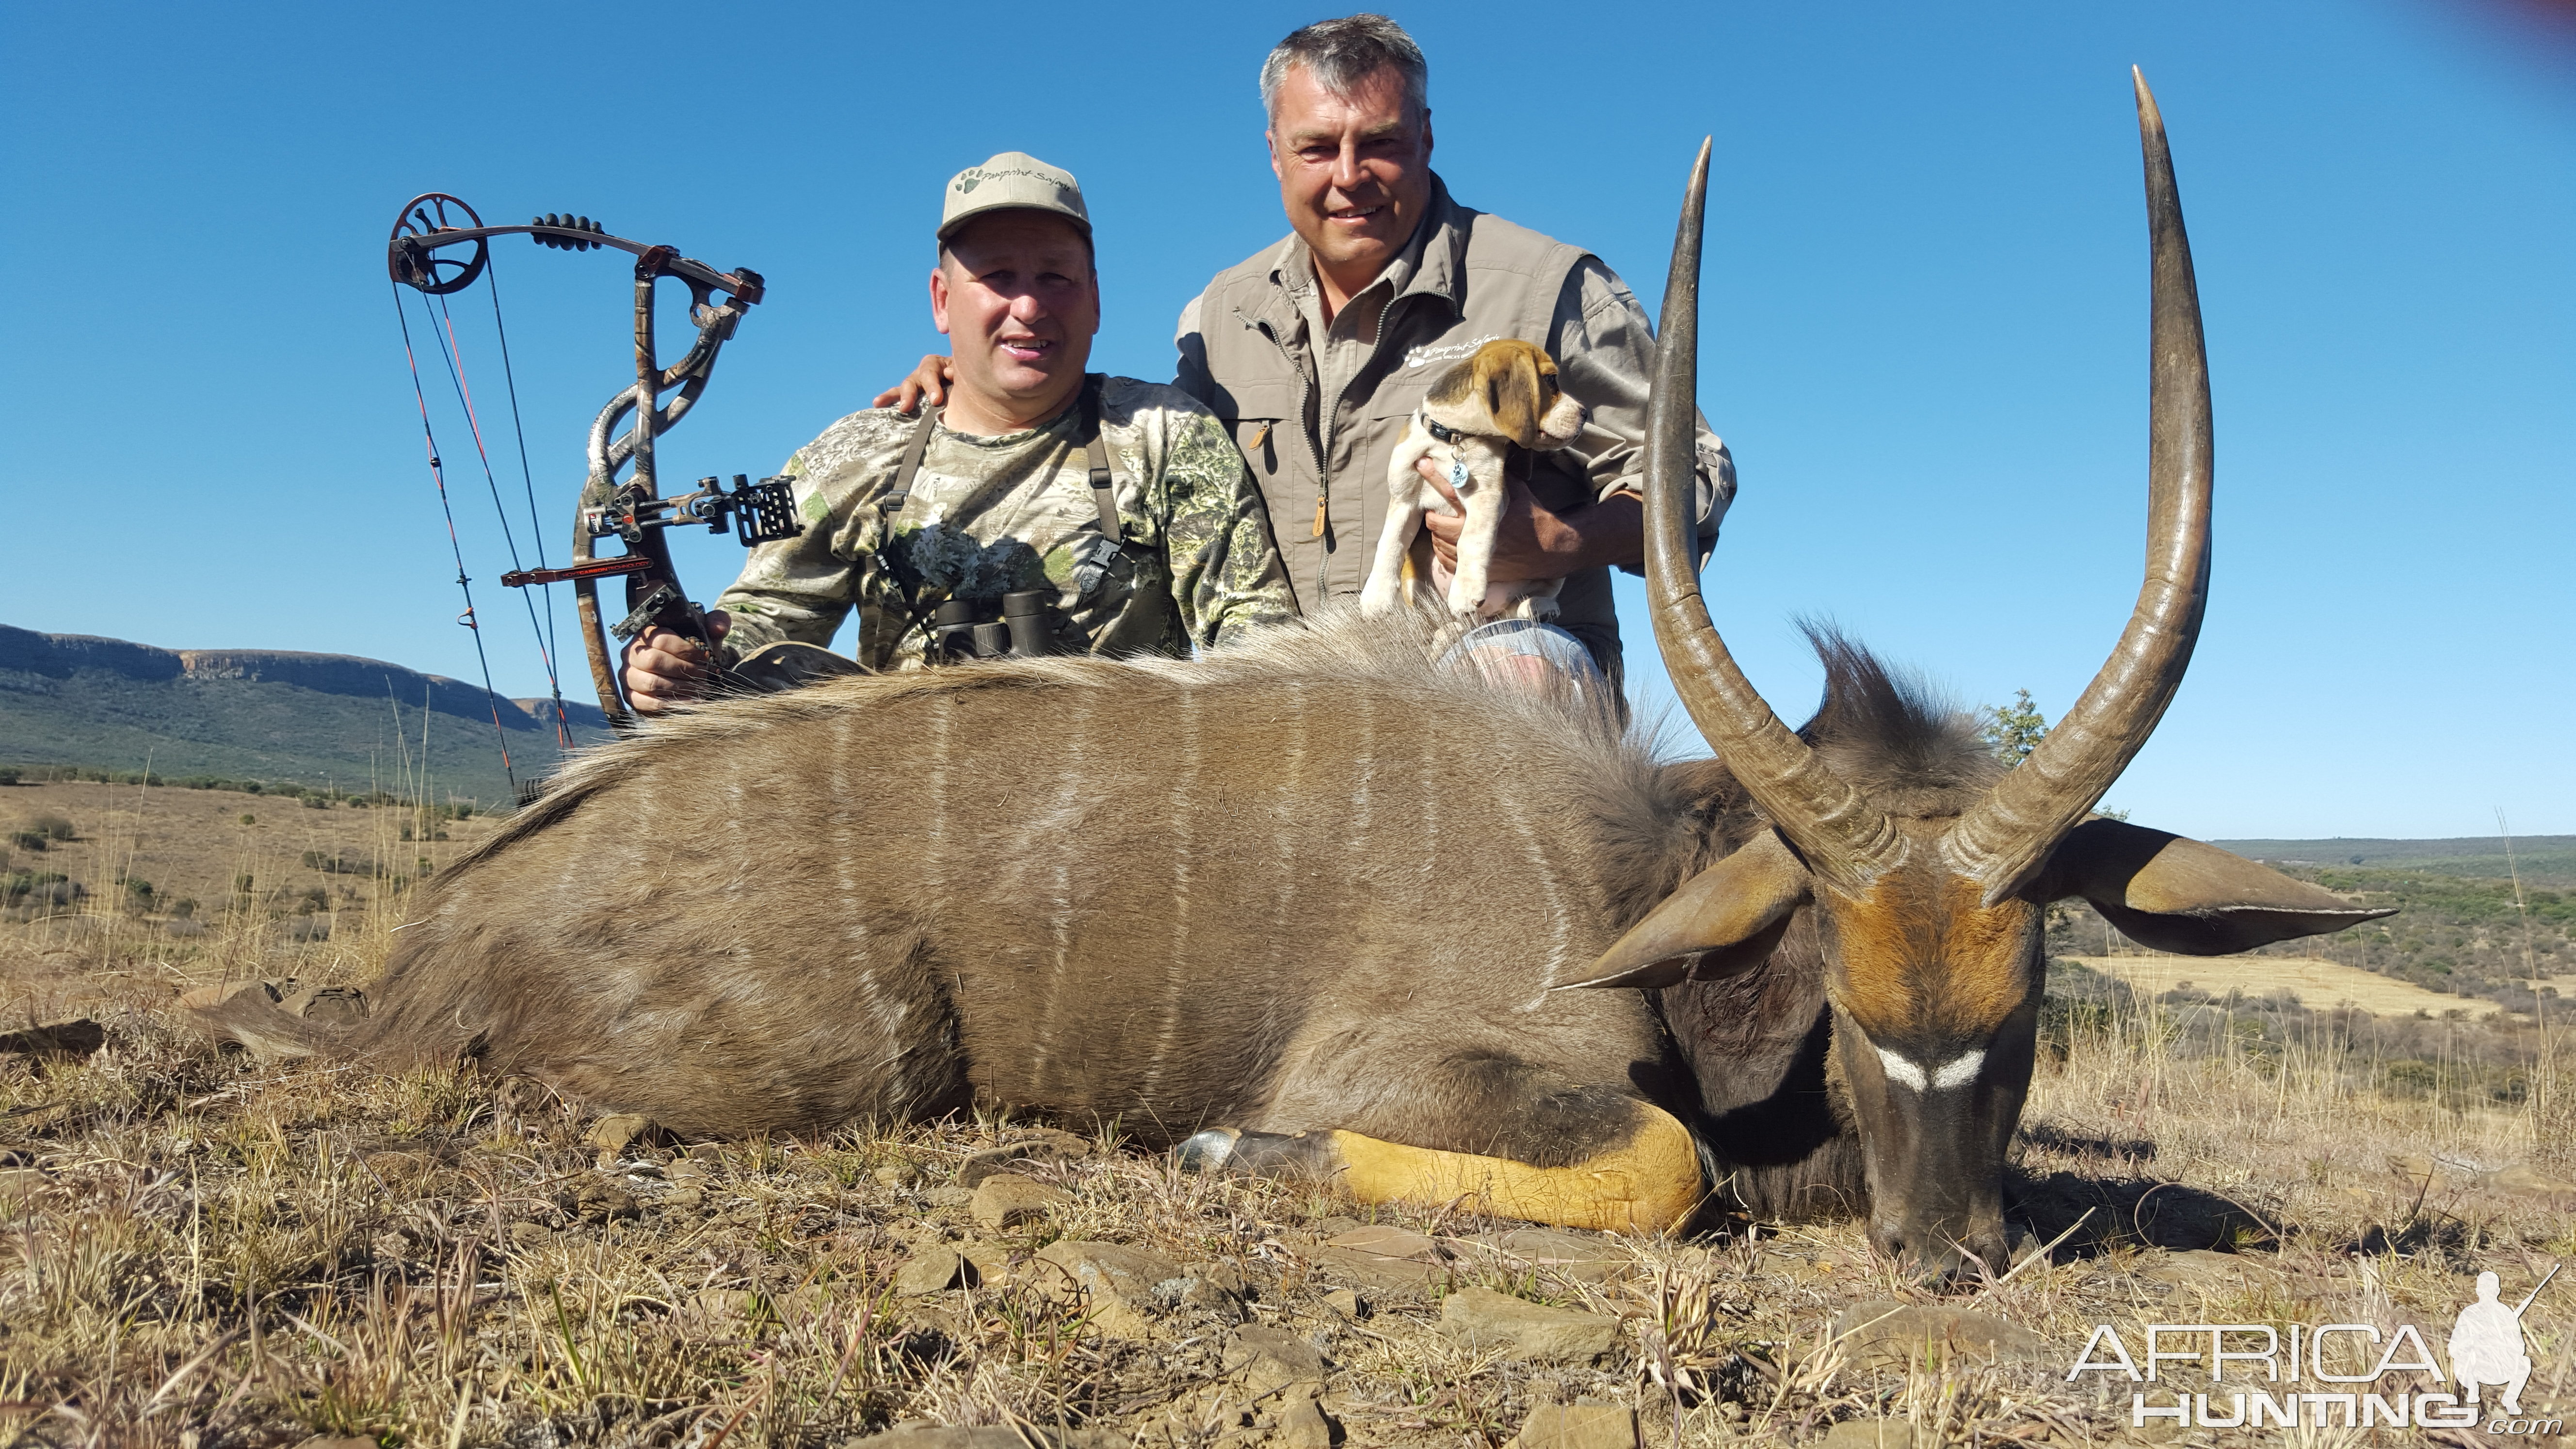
[1234,417,1283,477]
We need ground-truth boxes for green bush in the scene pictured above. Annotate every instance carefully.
[7,830,45,853]
[2,871,83,908]
[28,814,74,841]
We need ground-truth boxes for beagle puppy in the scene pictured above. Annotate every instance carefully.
[1361,338,1588,624]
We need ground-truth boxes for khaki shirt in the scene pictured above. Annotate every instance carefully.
[715,376,1295,671]
[1175,176,1734,679]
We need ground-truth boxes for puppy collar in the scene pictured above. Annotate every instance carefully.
[1421,414,1464,445]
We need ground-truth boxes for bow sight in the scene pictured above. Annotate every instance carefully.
[388,193,853,733]
[500,472,803,638]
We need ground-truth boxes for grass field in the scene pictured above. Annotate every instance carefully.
[2,783,2572,1446]
[1,780,498,942]
[2063,952,2506,1019]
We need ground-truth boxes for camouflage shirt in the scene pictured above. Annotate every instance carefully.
[715,376,1296,671]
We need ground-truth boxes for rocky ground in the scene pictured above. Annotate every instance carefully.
[0,853,2573,1445]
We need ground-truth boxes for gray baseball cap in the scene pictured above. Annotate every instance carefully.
[938,151,1091,242]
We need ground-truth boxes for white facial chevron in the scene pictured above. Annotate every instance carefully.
[1875,1046,1928,1091]
[1877,1046,1987,1092]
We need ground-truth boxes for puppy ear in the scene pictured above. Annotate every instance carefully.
[1484,345,1555,448]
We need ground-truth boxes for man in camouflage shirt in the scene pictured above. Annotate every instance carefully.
[623,152,1294,710]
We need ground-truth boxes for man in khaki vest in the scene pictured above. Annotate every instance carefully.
[886,15,1733,686]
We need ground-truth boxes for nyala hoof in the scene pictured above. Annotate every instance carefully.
[1174,1127,1240,1172]
[1172,1127,1342,1181]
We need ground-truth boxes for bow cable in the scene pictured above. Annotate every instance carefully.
[390,284,525,800]
[478,255,575,746]
[419,275,576,748]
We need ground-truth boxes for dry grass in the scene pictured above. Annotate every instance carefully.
[1,793,2573,1445]
[2063,953,2504,1021]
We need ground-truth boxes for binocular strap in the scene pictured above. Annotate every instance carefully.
[887,380,1126,549]
[890,377,1145,657]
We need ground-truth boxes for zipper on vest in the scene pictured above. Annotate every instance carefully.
[1260,322,1332,600]
[1316,295,1413,598]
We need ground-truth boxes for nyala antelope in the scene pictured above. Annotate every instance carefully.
[200,73,2389,1281]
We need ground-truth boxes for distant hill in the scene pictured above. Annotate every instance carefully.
[2213,835,2576,887]
[0,624,611,805]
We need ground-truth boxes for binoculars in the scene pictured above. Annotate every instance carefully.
[929,589,1061,662]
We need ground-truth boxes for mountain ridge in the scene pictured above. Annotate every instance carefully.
[1,623,610,803]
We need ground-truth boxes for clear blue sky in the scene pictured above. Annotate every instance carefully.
[3,1,2568,838]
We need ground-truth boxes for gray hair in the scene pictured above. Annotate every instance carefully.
[1258,15,1428,124]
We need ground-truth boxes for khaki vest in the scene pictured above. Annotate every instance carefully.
[1186,181,1625,672]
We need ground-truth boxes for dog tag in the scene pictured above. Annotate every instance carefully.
[1446,458,1470,491]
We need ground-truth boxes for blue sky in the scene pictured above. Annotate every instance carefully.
[3,1,2568,838]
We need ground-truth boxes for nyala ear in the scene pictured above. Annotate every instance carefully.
[1559,830,1812,990]
[2039,818,2396,956]
[1480,340,1561,448]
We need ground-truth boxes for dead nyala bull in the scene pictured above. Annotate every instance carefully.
[202,73,2389,1276]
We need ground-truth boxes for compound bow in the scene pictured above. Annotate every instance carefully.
[387,193,854,746]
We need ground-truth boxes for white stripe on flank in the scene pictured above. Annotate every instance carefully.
[1026,692,1089,1094]
[1504,780,1573,1011]
[1876,1046,1929,1092]
[922,693,952,897]
[1140,684,1200,1098]
[1929,1049,1986,1090]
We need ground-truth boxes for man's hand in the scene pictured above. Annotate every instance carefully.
[622,611,730,715]
[1417,458,1645,580]
[871,354,955,413]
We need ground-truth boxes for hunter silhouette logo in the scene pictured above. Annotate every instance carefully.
[2452,1266,2554,1416]
[2068,1262,2560,1435]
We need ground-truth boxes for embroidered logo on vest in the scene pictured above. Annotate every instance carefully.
[1403,334,1503,370]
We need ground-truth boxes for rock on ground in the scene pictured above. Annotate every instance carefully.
[958,1127,1094,1187]
[1224,1323,1331,1394]
[1438,1287,1623,1364]
[1510,1401,1639,1449]
[585,1112,661,1156]
[970,1172,1069,1231]
[1829,1300,2049,1370]
[1818,1419,1915,1449]
[1308,1222,1451,1294]
[1481,1227,1634,1284]
[855,1426,1126,1448]
[896,1244,965,1296]
[1033,1240,1183,1338]
[1274,1384,1339,1448]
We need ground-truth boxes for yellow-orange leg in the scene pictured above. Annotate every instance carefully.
[1192,1102,1705,1235]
